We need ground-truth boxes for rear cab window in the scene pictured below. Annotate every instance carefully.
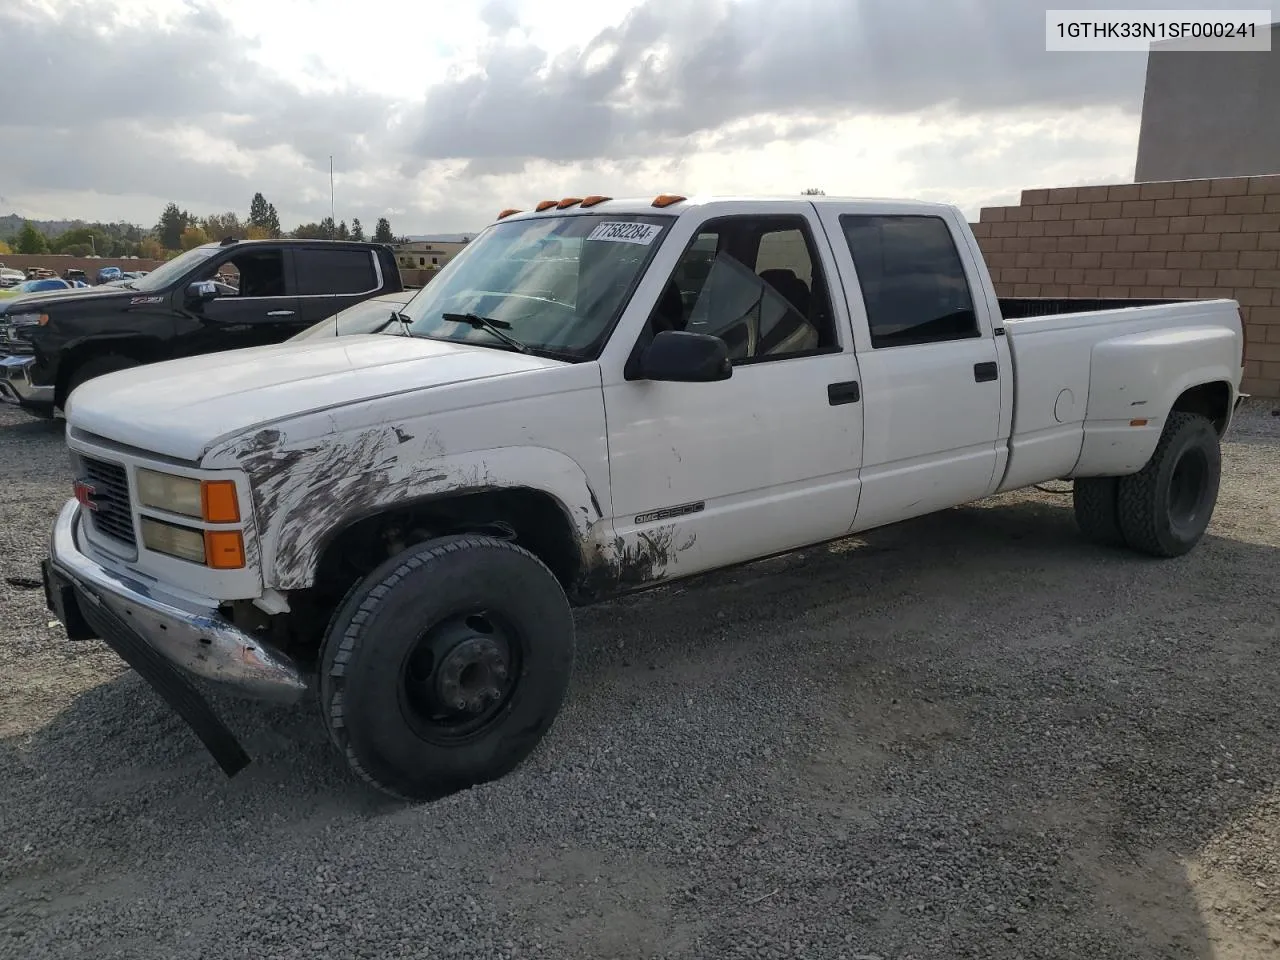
[839,215,979,349]
[295,248,379,296]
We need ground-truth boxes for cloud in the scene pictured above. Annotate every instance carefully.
[405,0,1167,163]
[0,0,1253,232]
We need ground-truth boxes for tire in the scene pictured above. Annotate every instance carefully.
[318,534,575,801]
[1072,477,1126,548]
[1116,412,1222,558]
[65,353,142,401]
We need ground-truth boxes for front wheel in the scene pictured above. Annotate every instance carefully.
[318,534,575,801]
[1116,412,1222,558]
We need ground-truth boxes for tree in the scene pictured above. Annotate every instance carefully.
[202,212,244,240]
[249,194,282,238]
[137,238,164,260]
[265,203,281,238]
[180,225,210,250]
[318,216,336,239]
[373,217,394,243]
[155,203,190,250]
[15,221,49,254]
[801,188,826,196]
[350,218,365,241]
[0,240,11,255]
[249,192,270,226]
[290,222,329,240]
[245,224,274,240]
[336,220,350,241]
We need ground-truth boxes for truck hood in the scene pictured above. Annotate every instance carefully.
[66,334,569,462]
[0,285,131,315]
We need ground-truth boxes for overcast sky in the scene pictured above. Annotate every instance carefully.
[0,0,1259,233]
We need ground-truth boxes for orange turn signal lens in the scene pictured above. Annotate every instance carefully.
[200,480,240,523]
[580,195,611,207]
[556,197,584,209]
[204,530,246,569]
[496,208,521,219]
[534,199,558,211]
[1129,418,1149,427]
[651,194,686,208]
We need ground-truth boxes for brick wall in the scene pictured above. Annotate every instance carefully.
[971,175,1280,398]
[0,254,166,277]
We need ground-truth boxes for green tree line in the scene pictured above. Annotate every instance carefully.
[7,192,405,260]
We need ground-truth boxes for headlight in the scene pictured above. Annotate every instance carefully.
[9,312,47,327]
[136,469,202,517]
[141,518,246,569]
[141,517,206,564]
[136,469,241,522]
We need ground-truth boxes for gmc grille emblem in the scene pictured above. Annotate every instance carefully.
[73,479,101,511]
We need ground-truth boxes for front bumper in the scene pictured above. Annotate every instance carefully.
[44,499,307,775]
[0,354,54,408]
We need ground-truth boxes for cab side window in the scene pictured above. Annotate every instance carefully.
[295,248,378,296]
[200,249,286,298]
[647,216,837,363]
[839,214,978,349]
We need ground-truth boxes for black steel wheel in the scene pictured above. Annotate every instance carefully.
[319,534,575,801]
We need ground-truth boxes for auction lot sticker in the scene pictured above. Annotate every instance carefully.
[587,221,663,245]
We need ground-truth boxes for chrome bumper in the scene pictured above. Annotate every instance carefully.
[47,498,305,703]
[0,354,54,406]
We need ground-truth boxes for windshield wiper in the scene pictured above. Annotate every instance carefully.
[390,310,416,337]
[441,312,531,354]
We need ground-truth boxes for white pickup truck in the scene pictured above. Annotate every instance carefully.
[42,194,1246,800]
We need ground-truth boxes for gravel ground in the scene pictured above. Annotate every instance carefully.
[1,400,1279,960]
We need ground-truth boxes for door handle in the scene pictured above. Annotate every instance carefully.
[973,361,998,383]
[827,380,861,405]
[266,310,295,317]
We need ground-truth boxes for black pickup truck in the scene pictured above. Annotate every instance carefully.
[0,238,402,418]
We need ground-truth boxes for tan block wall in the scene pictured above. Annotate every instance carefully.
[0,254,166,276]
[971,174,1280,398]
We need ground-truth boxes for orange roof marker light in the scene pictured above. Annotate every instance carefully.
[580,195,612,207]
[496,208,522,219]
[651,194,687,208]
[534,199,558,211]
[556,197,584,209]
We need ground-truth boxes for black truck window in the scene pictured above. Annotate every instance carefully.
[839,214,979,349]
[296,249,378,296]
[207,250,287,298]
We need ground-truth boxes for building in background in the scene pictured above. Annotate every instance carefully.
[1135,22,1280,182]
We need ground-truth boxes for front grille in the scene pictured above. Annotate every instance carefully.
[81,456,136,547]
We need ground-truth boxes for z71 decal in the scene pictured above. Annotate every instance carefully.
[130,296,165,305]
[635,501,705,524]
[587,221,663,245]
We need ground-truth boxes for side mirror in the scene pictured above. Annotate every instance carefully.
[639,330,732,383]
[187,280,219,303]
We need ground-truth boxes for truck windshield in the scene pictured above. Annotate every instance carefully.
[128,246,219,292]
[395,214,673,359]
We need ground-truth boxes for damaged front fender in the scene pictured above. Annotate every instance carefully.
[203,422,608,591]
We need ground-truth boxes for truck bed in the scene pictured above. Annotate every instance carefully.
[996,296,1243,492]
[997,296,1187,320]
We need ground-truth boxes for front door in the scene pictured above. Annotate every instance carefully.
[814,206,1006,533]
[176,246,302,357]
[601,208,865,583]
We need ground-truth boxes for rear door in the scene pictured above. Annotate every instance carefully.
[815,205,1005,532]
[292,246,386,327]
